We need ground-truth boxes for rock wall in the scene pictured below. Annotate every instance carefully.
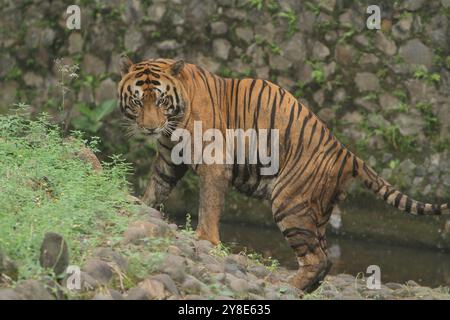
[1,0,449,199]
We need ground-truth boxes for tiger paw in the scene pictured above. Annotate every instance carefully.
[195,229,220,246]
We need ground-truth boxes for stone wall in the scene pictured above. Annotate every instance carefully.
[1,0,449,200]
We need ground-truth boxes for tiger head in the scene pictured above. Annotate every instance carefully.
[117,55,187,137]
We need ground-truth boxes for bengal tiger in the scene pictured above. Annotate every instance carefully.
[117,55,449,293]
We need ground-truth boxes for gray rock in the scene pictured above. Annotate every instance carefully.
[395,112,425,136]
[204,263,224,273]
[392,15,413,40]
[269,54,292,72]
[83,258,113,284]
[399,39,433,70]
[181,275,205,294]
[139,206,163,220]
[150,274,180,296]
[281,33,307,63]
[355,72,380,92]
[23,72,44,88]
[385,282,404,290]
[157,40,181,51]
[297,64,314,85]
[147,2,166,23]
[126,287,149,300]
[124,28,144,52]
[334,44,356,66]
[248,265,270,278]
[93,289,124,300]
[123,220,167,244]
[235,27,254,43]
[0,250,18,282]
[0,288,21,300]
[173,239,195,259]
[318,0,336,12]
[158,254,186,282]
[82,54,106,75]
[195,240,214,255]
[339,9,364,31]
[139,278,167,299]
[184,294,207,300]
[229,278,249,293]
[375,32,397,56]
[214,295,235,300]
[68,33,83,54]
[121,0,143,24]
[14,280,54,300]
[213,39,231,60]
[39,232,70,276]
[401,0,426,11]
[379,93,401,112]
[211,21,228,35]
[95,78,116,104]
[92,247,128,272]
[312,41,330,59]
[318,108,335,123]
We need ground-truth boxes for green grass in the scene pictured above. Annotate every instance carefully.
[0,109,138,280]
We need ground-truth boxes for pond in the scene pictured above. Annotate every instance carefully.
[172,216,450,288]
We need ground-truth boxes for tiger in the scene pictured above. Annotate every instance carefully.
[117,54,449,293]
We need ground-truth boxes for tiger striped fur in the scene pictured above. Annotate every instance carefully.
[117,55,449,293]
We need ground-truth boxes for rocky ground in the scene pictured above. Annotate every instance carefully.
[1,201,449,300]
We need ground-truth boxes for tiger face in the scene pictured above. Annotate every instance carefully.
[117,55,187,137]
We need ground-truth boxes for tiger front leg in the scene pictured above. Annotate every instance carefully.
[195,165,231,245]
[142,154,187,208]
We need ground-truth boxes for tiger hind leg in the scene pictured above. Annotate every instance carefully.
[273,201,331,293]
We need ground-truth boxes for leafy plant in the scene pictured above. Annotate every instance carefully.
[278,9,298,36]
[0,110,138,280]
[413,66,441,84]
[71,99,116,133]
[247,0,264,11]
[54,58,79,132]
[308,61,325,85]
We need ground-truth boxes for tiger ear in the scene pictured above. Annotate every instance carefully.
[170,60,185,76]
[119,54,133,76]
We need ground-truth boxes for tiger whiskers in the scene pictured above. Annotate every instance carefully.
[121,120,139,138]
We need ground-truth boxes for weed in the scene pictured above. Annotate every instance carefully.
[278,9,298,36]
[413,66,441,84]
[0,110,138,280]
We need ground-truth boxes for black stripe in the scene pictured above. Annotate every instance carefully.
[394,192,403,208]
[383,188,396,201]
[284,102,296,149]
[404,197,413,213]
[416,202,425,215]
[352,155,359,177]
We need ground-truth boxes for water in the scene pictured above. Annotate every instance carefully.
[173,216,450,288]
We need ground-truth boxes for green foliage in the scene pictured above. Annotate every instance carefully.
[72,99,117,133]
[392,88,408,102]
[416,102,439,137]
[308,61,325,85]
[247,0,264,11]
[245,251,280,272]
[0,110,137,280]
[413,66,441,84]
[375,124,416,153]
[278,9,298,36]
[446,56,450,69]
[210,242,231,258]
[268,42,282,55]
[338,29,356,44]
[305,1,321,16]
[4,65,22,81]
